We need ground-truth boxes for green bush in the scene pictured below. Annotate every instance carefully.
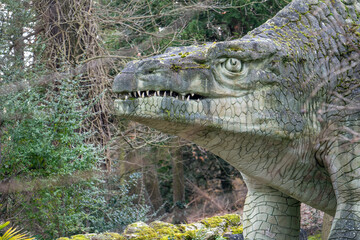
[0,79,150,239]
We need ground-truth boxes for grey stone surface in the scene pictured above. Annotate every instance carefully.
[113,0,360,239]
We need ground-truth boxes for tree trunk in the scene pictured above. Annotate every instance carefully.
[12,6,25,70]
[172,141,186,224]
[144,163,165,215]
[34,0,113,169]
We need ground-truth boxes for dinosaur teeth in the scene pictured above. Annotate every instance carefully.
[120,90,205,101]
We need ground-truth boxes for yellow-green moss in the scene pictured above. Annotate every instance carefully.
[104,233,126,240]
[308,233,322,240]
[123,221,158,240]
[170,64,182,72]
[70,235,89,240]
[184,229,208,239]
[150,221,181,236]
[57,214,242,240]
[178,52,190,58]
[178,222,205,232]
[230,225,243,234]
[200,216,227,228]
[95,233,126,240]
[221,214,241,226]
[57,233,125,240]
[159,232,186,240]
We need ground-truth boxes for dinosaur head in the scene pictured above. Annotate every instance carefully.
[113,37,316,141]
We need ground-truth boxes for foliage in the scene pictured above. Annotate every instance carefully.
[10,173,150,239]
[0,78,150,239]
[98,0,290,58]
[1,79,98,178]
[0,221,34,240]
[180,0,289,42]
[308,233,322,240]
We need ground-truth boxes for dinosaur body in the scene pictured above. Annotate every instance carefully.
[113,0,360,239]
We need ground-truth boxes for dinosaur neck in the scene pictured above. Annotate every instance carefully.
[184,128,336,215]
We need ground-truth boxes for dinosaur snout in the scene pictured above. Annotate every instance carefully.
[113,60,139,92]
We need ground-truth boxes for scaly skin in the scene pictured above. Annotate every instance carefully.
[113,0,360,238]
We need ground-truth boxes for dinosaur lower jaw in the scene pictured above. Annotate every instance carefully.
[114,95,293,139]
[114,95,211,122]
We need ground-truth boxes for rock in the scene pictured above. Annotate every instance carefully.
[57,213,243,240]
[149,221,180,233]
[57,233,125,240]
[123,221,158,239]
[223,234,244,240]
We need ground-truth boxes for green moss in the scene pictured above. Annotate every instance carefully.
[70,235,89,240]
[170,64,182,72]
[123,221,158,240]
[183,229,209,239]
[178,52,190,58]
[183,64,210,70]
[150,221,181,236]
[230,226,243,234]
[99,233,126,240]
[228,47,245,52]
[58,233,125,240]
[159,233,186,240]
[220,214,241,226]
[200,216,227,228]
[308,233,322,240]
[58,214,242,240]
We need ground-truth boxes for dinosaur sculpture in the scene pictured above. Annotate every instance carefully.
[113,0,360,238]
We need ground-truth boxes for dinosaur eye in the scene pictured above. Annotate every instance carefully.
[224,58,242,72]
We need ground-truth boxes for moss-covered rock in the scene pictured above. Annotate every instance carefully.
[230,225,243,234]
[220,214,241,226]
[69,235,90,240]
[201,216,228,228]
[90,233,126,240]
[56,233,125,240]
[178,222,206,232]
[150,221,181,236]
[123,221,158,240]
[57,213,243,240]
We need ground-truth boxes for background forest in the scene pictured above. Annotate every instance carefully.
[0,0,297,239]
